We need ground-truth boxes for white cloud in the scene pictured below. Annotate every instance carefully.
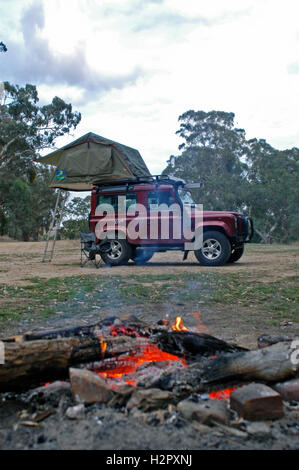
[1,0,299,176]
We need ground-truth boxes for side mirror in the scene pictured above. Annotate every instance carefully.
[184,183,201,189]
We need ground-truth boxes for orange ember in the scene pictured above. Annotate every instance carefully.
[95,343,186,382]
[172,316,188,332]
[208,387,237,400]
[110,325,147,338]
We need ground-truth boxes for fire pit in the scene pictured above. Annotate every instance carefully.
[0,314,298,422]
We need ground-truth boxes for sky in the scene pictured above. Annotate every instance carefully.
[1,0,299,176]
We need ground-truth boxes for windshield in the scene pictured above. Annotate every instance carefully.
[178,187,195,205]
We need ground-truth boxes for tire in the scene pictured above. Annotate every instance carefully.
[228,245,244,263]
[100,239,132,266]
[131,248,154,265]
[194,230,231,266]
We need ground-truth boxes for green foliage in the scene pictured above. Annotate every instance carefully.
[65,196,91,220]
[6,179,33,240]
[164,110,299,243]
[0,82,81,170]
[60,219,89,239]
[245,140,299,242]
[0,81,81,241]
[60,195,91,239]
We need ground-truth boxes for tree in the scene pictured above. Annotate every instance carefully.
[29,166,67,241]
[164,110,249,212]
[0,82,81,171]
[245,139,299,243]
[65,196,91,220]
[0,81,81,240]
[164,110,299,243]
[6,179,33,241]
[61,196,91,239]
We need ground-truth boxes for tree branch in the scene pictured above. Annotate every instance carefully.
[0,137,17,160]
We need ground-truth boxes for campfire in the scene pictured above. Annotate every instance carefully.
[1,313,298,423]
[88,316,235,400]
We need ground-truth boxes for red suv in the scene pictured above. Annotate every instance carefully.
[89,176,253,267]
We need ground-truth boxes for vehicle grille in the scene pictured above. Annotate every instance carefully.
[240,216,249,237]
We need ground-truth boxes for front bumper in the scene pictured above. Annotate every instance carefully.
[234,217,254,243]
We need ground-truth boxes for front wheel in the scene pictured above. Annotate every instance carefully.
[100,239,132,266]
[194,231,231,266]
[228,245,244,263]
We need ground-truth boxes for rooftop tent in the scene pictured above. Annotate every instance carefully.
[37,132,152,191]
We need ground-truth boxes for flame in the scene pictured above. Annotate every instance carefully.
[192,310,210,334]
[98,332,107,359]
[172,316,188,332]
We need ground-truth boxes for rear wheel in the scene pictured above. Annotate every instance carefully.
[195,230,231,266]
[131,248,154,265]
[228,245,244,263]
[100,239,132,266]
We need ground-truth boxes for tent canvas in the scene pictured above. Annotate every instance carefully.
[37,132,151,190]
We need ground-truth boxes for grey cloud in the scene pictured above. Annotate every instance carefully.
[1,1,144,100]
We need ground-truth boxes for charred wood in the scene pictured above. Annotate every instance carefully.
[154,331,247,360]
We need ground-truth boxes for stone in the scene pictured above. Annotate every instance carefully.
[107,385,134,408]
[177,398,230,426]
[69,368,113,404]
[272,379,299,401]
[28,380,71,398]
[230,383,284,420]
[246,422,272,438]
[65,404,85,420]
[126,388,175,412]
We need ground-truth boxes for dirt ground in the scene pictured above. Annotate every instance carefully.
[0,240,298,451]
[0,239,298,286]
[0,240,298,348]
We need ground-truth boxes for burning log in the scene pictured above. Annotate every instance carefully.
[2,316,149,343]
[0,334,151,392]
[201,342,299,385]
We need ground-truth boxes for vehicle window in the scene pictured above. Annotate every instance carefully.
[125,193,138,211]
[177,188,195,205]
[97,193,137,212]
[147,191,176,210]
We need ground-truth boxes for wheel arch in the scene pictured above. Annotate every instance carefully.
[97,228,127,241]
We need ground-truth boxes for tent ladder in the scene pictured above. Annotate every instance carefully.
[42,190,67,263]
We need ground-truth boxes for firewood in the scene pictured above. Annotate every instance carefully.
[0,335,149,392]
[1,316,147,343]
[154,330,247,360]
[201,342,299,384]
[257,334,292,349]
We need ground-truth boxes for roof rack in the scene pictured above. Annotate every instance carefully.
[93,174,186,189]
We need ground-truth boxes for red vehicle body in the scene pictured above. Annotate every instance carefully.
[89,176,253,266]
